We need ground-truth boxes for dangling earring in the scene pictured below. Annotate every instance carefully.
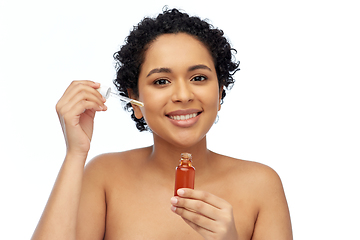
[214,114,219,124]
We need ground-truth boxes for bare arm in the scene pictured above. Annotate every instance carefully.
[76,155,107,240]
[252,166,293,240]
[31,81,107,240]
[31,154,86,240]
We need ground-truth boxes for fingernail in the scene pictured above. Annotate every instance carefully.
[171,205,177,212]
[177,189,185,196]
[170,197,178,204]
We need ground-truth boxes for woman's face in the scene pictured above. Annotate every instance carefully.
[133,33,221,148]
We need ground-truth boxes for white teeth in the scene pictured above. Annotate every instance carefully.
[169,113,198,120]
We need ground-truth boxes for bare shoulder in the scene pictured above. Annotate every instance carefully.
[211,152,287,205]
[86,146,152,166]
[76,148,153,239]
[212,152,282,185]
[83,146,152,182]
[212,153,292,239]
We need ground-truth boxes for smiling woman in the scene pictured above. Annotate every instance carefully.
[113,8,239,132]
[31,8,292,240]
[132,33,221,148]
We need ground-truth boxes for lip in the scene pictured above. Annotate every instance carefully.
[166,109,201,116]
[166,109,202,128]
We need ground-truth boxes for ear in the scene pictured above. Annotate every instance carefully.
[127,89,143,119]
[218,86,223,111]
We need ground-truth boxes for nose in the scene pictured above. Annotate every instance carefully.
[171,80,194,103]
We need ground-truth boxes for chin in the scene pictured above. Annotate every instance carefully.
[149,117,213,149]
[168,130,207,149]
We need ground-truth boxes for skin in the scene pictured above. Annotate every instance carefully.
[32,33,292,240]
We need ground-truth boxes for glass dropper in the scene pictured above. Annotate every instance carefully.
[97,85,144,107]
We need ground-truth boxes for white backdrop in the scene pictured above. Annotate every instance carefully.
[1,0,359,239]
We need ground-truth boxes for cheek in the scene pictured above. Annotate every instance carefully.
[197,85,221,109]
[139,88,168,121]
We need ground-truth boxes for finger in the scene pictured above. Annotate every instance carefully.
[57,84,107,116]
[177,188,231,209]
[63,100,104,124]
[68,81,104,103]
[182,217,217,238]
[171,205,216,233]
[171,196,218,220]
[57,81,104,109]
[67,88,106,111]
[58,97,105,123]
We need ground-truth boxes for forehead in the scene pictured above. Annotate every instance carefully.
[141,33,215,73]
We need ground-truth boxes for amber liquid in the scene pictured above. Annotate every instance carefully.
[174,166,195,196]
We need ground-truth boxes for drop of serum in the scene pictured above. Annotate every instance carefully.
[174,153,195,196]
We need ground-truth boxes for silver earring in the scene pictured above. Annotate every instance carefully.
[214,115,219,124]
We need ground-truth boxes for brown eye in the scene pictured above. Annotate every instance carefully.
[154,79,170,85]
[191,75,207,82]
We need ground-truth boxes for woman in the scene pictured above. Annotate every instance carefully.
[32,8,292,240]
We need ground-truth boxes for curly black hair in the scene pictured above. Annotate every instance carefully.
[113,8,240,131]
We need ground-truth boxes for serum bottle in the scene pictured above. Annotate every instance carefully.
[174,153,195,196]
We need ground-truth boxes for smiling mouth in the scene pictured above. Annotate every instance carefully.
[167,112,201,121]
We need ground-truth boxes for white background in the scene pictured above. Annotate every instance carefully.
[1,0,359,239]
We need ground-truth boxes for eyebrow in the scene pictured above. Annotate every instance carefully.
[146,64,212,77]
[146,67,171,77]
[188,64,212,72]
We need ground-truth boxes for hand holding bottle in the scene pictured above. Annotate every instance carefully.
[55,80,107,158]
[171,188,238,240]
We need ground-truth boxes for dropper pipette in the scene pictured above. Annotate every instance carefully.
[97,85,144,107]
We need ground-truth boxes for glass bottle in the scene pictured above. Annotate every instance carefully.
[174,153,195,196]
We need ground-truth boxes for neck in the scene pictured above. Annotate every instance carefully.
[148,134,211,178]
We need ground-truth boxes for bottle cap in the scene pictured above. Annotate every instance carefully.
[97,85,111,99]
[181,153,192,160]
